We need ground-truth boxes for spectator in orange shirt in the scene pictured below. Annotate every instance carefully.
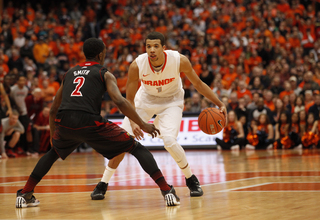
[222,64,238,89]
[84,5,96,23]
[237,80,252,100]
[155,20,167,34]
[264,90,275,111]
[279,81,294,100]
[277,0,290,13]
[42,79,55,105]
[48,67,60,94]
[117,71,128,97]
[33,36,50,66]
[301,29,315,55]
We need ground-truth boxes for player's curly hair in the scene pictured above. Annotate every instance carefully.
[83,38,105,59]
[146,32,165,46]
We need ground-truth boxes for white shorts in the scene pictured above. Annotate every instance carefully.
[121,105,183,139]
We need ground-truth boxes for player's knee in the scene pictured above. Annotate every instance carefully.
[163,136,176,148]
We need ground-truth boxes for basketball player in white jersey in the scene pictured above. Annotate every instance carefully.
[91,32,227,199]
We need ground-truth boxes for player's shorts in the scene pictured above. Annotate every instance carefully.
[52,110,135,160]
[121,105,183,139]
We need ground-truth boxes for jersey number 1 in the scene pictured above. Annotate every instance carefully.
[71,76,85,96]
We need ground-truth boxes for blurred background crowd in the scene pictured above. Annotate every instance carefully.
[0,0,319,157]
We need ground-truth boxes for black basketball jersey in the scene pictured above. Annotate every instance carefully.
[58,61,107,115]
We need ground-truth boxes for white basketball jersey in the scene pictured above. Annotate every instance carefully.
[135,50,184,98]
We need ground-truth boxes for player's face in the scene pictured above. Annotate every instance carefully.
[146,39,165,62]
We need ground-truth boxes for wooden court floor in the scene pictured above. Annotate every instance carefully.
[1,148,320,220]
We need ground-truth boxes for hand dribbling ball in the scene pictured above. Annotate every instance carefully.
[198,107,226,135]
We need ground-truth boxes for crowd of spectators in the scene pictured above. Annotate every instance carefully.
[0,0,319,157]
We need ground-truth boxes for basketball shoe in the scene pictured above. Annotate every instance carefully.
[91,182,108,200]
[161,185,180,206]
[186,175,203,197]
[16,189,40,208]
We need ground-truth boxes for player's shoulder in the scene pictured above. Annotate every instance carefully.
[136,52,148,60]
[164,49,180,57]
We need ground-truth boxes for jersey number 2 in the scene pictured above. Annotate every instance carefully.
[71,76,85,96]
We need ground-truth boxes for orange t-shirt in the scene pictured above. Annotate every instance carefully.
[279,90,293,100]
[237,89,252,99]
[264,100,275,111]
[117,76,128,94]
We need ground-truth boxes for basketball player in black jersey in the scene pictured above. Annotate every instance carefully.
[15,38,180,208]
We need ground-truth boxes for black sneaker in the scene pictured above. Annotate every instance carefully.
[186,175,203,197]
[16,189,40,208]
[161,185,180,206]
[91,182,108,200]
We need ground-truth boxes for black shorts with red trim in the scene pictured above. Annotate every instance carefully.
[52,110,134,160]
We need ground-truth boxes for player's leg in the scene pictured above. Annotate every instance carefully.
[88,121,179,206]
[129,141,180,206]
[157,106,203,197]
[91,152,125,200]
[16,123,82,208]
[92,108,154,200]
[16,148,59,208]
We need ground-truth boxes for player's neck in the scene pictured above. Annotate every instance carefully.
[85,59,100,64]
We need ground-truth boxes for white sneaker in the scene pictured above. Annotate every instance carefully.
[16,189,40,208]
[266,144,273,150]
[216,145,222,150]
[231,145,240,150]
[161,185,180,206]
[294,144,302,149]
[245,144,255,150]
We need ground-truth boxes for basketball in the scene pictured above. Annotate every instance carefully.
[198,107,226,135]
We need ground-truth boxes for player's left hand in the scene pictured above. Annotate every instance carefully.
[219,105,228,124]
[140,122,160,139]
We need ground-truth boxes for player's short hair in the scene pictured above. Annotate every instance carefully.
[146,32,165,46]
[83,38,105,59]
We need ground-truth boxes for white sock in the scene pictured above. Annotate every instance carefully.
[101,166,116,183]
[181,164,193,179]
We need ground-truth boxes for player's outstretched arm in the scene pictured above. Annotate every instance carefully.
[49,82,64,144]
[104,71,160,138]
[180,54,227,117]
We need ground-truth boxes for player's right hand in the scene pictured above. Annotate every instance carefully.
[140,122,160,139]
[130,122,144,140]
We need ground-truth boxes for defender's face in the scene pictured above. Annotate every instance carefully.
[146,39,165,61]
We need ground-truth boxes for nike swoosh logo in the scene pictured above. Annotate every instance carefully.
[143,74,149,77]
[217,120,223,128]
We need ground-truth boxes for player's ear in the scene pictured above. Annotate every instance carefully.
[98,51,103,61]
[163,45,166,50]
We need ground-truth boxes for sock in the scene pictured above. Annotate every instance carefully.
[181,164,193,179]
[151,170,171,191]
[101,166,116,183]
[21,176,40,194]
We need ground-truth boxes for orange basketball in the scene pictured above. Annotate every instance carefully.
[198,107,226,135]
